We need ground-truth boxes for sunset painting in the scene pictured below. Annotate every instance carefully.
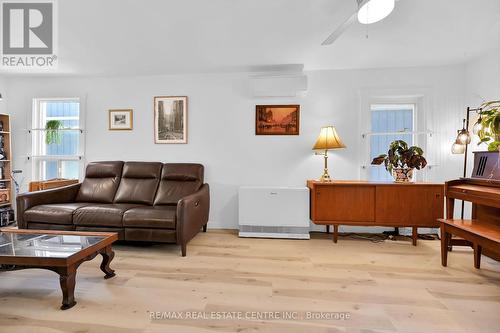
[255,105,300,135]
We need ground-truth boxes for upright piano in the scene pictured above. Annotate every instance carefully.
[441,153,500,267]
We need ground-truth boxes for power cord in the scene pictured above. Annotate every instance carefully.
[340,232,389,243]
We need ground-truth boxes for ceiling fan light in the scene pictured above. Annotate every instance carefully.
[358,0,395,25]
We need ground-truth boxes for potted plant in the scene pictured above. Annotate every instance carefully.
[45,120,63,145]
[371,140,427,182]
[477,100,500,152]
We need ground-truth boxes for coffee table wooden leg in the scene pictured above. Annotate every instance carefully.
[58,266,77,310]
[99,245,116,279]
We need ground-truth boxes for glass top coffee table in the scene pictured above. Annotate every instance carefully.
[0,229,118,310]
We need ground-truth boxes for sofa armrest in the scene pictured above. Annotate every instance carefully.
[16,183,82,229]
[176,184,210,256]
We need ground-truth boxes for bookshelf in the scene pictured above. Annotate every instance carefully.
[0,113,14,226]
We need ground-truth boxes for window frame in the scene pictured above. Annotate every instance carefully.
[31,97,85,181]
[368,103,416,181]
[358,89,429,182]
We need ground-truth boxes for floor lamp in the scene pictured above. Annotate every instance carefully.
[451,106,483,219]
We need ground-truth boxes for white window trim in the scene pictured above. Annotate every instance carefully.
[31,97,86,181]
[358,87,432,181]
[368,103,416,181]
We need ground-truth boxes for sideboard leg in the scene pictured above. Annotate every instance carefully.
[333,225,338,243]
[326,225,330,234]
[412,227,418,246]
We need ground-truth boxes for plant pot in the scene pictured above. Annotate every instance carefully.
[392,167,414,183]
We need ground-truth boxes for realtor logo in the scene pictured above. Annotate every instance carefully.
[3,2,53,54]
[1,0,57,68]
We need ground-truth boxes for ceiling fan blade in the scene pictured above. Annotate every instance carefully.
[321,12,357,46]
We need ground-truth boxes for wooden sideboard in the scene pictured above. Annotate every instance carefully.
[29,178,79,192]
[307,180,445,245]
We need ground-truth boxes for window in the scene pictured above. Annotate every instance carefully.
[32,98,83,180]
[369,104,415,181]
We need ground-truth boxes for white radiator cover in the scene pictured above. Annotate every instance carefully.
[238,186,310,239]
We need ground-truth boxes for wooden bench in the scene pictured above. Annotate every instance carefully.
[439,219,500,269]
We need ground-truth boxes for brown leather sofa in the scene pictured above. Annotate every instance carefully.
[16,161,210,256]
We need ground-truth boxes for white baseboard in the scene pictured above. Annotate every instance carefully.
[238,232,310,240]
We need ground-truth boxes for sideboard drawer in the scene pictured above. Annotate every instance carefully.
[314,185,375,222]
[375,185,443,226]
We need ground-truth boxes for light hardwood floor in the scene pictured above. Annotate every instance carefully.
[0,230,499,333]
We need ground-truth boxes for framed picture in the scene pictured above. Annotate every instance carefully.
[109,109,133,130]
[154,96,187,144]
[255,105,300,135]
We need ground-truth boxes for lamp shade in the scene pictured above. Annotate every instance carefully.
[313,126,346,150]
[451,142,465,154]
[456,129,471,144]
[472,117,483,135]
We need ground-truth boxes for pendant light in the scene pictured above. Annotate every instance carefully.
[472,113,483,135]
[456,119,471,145]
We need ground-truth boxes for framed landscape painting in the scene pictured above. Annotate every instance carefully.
[109,109,133,130]
[255,105,300,135]
[154,96,187,144]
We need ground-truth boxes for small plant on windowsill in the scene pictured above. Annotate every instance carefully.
[371,140,427,182]
[45,120,63,145]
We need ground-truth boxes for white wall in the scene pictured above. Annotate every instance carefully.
[0,76,7,115]
[4,65,467,229]
[455,48,500,218]
[465,48,500,105]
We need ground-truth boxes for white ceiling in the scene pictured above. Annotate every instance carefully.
[3,0,500,76]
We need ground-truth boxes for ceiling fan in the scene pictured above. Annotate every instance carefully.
[322,0,396,45]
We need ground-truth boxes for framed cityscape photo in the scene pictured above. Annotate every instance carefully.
[109,109,133,130]
[154,96,187,144]
[255,105,300,135]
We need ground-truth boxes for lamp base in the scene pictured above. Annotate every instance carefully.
[318,150,332,182]
[319,171,332,182]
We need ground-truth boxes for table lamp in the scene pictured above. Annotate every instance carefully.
[313,126,346,182]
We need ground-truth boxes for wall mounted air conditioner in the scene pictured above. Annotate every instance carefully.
[250,75,308,97]
[238,186,310,239]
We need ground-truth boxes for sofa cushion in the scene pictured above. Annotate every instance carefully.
[154,163,204,205]
[24,203,91,225]
[76,161,124,203]
[123,206,176,229]
[73,203,142,227]
[114,162,162,205]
